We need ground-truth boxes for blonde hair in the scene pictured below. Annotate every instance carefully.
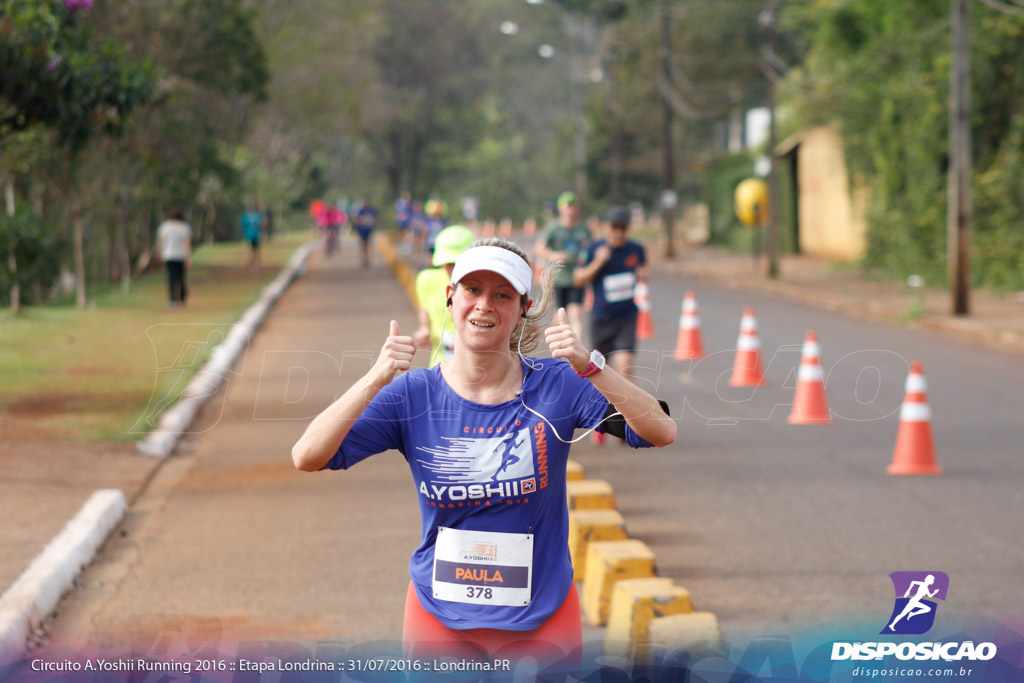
[453,238,553,354]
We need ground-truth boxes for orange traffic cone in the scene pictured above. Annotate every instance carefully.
[673,291,705,360]
[788,331,832,424]
[635,282,656,340]
[729,307,766,386]
[887,361,942,475]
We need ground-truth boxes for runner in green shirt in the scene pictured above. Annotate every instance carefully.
[534,191,591,334]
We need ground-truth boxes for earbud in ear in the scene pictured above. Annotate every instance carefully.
[446,298,453,307]
[522,310,528,319]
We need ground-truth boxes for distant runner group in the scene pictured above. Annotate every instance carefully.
[307,191,651,383]
[308,198,380,267]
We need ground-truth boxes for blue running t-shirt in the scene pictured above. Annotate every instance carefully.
[323,357,652,630]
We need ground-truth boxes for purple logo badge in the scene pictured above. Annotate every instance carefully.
[881,571,949,635]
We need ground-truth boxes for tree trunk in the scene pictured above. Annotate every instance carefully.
[202,204,215,243]
[5,179,19,315]
[102,219,113,284]
[408,133,426,201]
[73,206,87,308]
[386,130,403,201]
[118,187,132,292]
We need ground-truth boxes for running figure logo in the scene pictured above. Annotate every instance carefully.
[492,431,525,481]
[881,571,949,635]
[417,429,535,484]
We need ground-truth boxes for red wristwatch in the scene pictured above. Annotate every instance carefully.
[576,350,606,378]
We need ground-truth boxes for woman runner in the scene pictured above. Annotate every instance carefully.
[292,238,676,664]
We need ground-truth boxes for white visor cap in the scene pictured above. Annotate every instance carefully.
[450,246,533,297]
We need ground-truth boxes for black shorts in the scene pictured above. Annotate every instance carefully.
[554,286,585,309]
[590,315,638,356]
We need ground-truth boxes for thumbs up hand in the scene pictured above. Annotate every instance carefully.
[545,307,588,373]
[373,320,415,385]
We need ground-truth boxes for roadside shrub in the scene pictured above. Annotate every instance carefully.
[0,210,65,306]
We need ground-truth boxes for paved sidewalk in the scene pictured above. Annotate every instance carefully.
[657,244,1024,357]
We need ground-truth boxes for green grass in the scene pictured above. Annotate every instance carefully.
[894,292,928,325]
[0,231,310,442]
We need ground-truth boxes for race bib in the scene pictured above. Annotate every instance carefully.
[432,527,533,607]
[603,271,636,303]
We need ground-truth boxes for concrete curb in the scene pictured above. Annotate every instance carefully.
[137,241,319,457]
[0,490,127,668]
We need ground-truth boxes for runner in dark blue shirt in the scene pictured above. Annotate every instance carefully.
[354,199,378,267]
[575,205,649,380]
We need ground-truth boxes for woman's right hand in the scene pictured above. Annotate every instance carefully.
[545,307,589,374]
[372,320,416,386]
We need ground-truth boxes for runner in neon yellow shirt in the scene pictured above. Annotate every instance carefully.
[413,225,476,365]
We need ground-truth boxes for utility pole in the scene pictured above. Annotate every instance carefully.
[659,0,676,259]
[948,0,971,315]
[765,0,781,279]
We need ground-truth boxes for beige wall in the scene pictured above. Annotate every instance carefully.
[792,124,868,261]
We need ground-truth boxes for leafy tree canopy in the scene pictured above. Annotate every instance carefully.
[0,0,154,150]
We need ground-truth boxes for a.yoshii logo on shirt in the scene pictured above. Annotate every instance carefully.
[417,428,536,502]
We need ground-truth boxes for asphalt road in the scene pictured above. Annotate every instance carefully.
[589,267,1024,636]
[33,239,1024,661]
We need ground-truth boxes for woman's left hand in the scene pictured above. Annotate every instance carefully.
[545,307,589,373]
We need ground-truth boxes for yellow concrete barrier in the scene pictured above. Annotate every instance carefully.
[641,611,725,660]
[605,578,694,657]
[581,539,656,626]
[566,459,585,481]
[566,479,615,510]
[568,509,628,581]
[379,234,417,304]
